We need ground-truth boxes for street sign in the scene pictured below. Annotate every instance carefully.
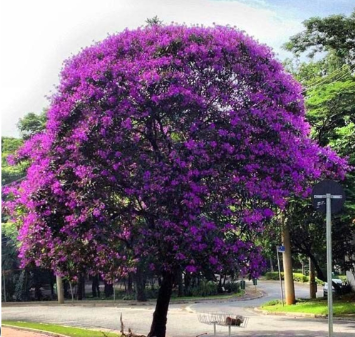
[277,245,285,253]
[311,180,345,214]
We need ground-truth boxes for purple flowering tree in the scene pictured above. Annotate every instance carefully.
[4,25,347,337]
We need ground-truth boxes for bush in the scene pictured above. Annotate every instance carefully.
[265,272,282,280]
[262,299,282,307]
[265,272,323,285]
[122,293,136,300]
[190,281,219,297]
[225,282,240,293]
[293,273,308,283]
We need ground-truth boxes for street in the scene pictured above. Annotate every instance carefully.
[2,281,355,337]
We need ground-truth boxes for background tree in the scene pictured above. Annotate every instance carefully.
[2,137,25,185]
[2,111,50,302]
[4,25,347,337]
[284,9,355,65]
[283,9,355,280]
[146,15,163,26]
[3,110,47,185]
[17,110,47,140]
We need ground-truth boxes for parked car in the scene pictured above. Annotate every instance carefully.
[323,279,343,297]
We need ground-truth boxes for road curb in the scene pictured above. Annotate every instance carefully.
[2,288,264,308]
[253,308,355,321]
[185,291,265,314]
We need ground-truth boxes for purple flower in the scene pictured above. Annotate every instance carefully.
[186,265,197,273]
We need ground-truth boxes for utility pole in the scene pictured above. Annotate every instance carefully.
[282,222,295,305]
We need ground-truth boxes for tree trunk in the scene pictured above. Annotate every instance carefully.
[148,272,174,337]
[49,275,55,300]
[282,223,295,305]
[63,279,70,299]
[56,275,64,304]
[177,271,183,297]
[301,260,305,275]
[309,258,317,299]
[92,275,100,298]
[136,265,147,302]
[308,252,326,281]
[184,273,190,295]
[270,256,274,272]
[35,285,42,301]
[127,273,133,293]
[92,278,97,298]
[218,274,223,293]
[104,281,113,298]
[77,274,85,300]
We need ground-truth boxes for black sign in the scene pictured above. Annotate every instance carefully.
[311,180,345,214]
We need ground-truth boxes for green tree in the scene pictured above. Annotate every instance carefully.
[3,110,47,185]
[145,15,163,26]
[284,10,355,65]
[17,110,47,140]
[2,223,21,301]
[2,110,52,302]
[282,10,355,280]
[1,137,25,185]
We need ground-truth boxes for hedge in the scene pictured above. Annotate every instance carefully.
[265,272,324,285]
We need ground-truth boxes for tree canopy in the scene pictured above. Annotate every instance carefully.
[4,24,348,337]
[17,111,47,140]
[2,137,25,185]
[284,9,355,65]
[283,9,355,278]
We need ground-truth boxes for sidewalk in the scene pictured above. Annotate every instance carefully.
[2,327,53,337]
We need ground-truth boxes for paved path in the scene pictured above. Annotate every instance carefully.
[2,281,355,337]
[2,327,51,337]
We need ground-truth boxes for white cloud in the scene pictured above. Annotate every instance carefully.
[0,0,302,137]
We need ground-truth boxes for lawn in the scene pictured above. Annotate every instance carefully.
[2,321,120,337]
[261,295,355,316]
[170,289,245,301]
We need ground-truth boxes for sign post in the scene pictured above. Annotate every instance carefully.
[276,245,285,306]
[312,180,345,337]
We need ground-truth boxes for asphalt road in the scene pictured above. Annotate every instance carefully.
[2,281,355,337]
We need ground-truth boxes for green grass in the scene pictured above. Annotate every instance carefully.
[2,321,120,337]
[170,290,245,301]
[261,296,355,316]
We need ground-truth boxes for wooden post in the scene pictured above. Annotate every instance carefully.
[56,275,64,304]
[282,224,295,305]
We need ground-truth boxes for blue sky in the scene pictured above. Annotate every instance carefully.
[215,0,354,19]
[1,0,354,138]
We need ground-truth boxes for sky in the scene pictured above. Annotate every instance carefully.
[1,0,354,138]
